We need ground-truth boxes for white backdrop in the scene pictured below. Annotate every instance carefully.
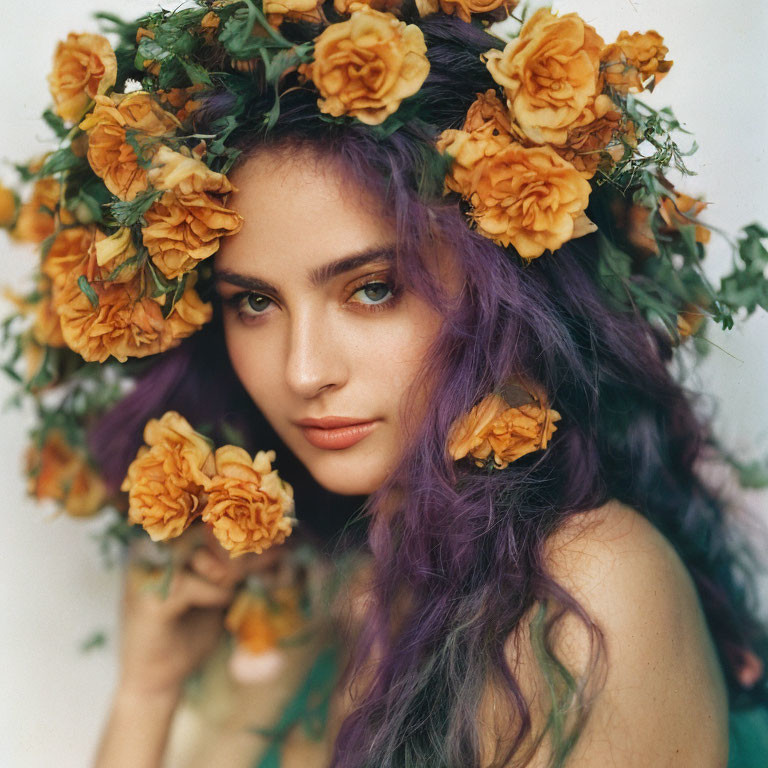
[0,1,766,766]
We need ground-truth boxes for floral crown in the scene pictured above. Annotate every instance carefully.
[2,1,767,541]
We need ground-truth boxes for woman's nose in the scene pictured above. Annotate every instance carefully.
[284,311,348,399]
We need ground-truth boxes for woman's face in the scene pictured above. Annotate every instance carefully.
[214,148,451,496]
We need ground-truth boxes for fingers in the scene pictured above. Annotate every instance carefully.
[125,556,237,616]
[166,569,234,612]
[188,546,245,590]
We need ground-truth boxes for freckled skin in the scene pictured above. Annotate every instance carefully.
[215,149,448,496]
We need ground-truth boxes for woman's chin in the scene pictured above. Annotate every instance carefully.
[304,457,390,496]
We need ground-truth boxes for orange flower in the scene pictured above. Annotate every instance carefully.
[93,227,140,283]
[415,0,515,23]
[12,177,61,244]
[201,446,295,557]
[446,141,595,259]
[146,145,236,196]
[225,586,306,654]
[42,226,96,291]
[483,9,607,147]
[52,264,213,363]
[26,430,107,517]
[48,32,117,123]
[265,0,325,25]
[625,202,659,258]
[299,7,430,126]
[554,105,628,179]
[448,389,561,470]
[121,412,215,541]
[79,92,180,201]
[200,11,221,41]
[603,30,672,94]
[143,189,243,279]
[335,0,402,15]
[0,183,16,227]
[676,303,706,339]
[659,193,711,245]
[156,85,205,123]
[437,89,514,195]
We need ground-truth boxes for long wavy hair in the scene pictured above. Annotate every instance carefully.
[89,15,768,768]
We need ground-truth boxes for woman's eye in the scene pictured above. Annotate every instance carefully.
[351,281,396,307]
[243,293,272,314]
[224,292,273,320]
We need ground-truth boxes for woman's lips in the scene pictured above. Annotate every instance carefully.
[299,421,379,450]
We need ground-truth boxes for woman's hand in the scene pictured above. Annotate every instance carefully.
[118,532,243,699]
[93,526,255,768]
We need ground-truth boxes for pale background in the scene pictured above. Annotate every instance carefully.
[0,1,766,766]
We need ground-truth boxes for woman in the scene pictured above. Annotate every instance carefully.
[5,2,768,767]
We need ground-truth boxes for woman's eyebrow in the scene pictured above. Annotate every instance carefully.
[213,244,396,294]
[309,245,395,286]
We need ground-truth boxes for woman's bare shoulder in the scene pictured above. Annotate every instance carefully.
[498,499,730,767]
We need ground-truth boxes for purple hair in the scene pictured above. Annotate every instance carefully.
[89,15,768,768]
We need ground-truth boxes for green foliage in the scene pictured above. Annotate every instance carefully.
[38,147,84,177]
[42,109,69,140]
[77,276,100,309]
[108,188,162,227]
[80,630,108,653]
[67,175,113,224]
[719,224,768,316]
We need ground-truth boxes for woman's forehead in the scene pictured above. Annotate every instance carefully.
[219,151,396,273]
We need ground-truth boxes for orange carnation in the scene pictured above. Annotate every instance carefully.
[265,0,325,25]
[93,227,141,283]
[12,177,61,244]
[42,226,96,291]
[437,89,514,196]
[0,183,16,227]
[143,189,244,280]
[48,32,117,123]
[553,104,629,179]
[448,390,561,470]
[335,0,402,15]
[201,446,295,557]
[52,264,212,363]
[676,303,706,340]
[415,0,515,23]
[225,586,306,654]
[79,92,180,201]
[603,30,672,94]
[659,192,711,245]
[299,6,430,126]
[448,141,594,259]
[121,412,215,541]
[147,146,236,196]
[483,8,607,147]
[26,430,107,517]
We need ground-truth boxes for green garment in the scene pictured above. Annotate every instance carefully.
[729,705,768,767]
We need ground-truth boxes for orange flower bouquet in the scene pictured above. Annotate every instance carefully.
[121,411,296,557]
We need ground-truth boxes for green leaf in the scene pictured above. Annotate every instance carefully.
[167,271,189,315]
[157,57,187,90]
[77,276,99,309]
[42,109,69,139]
[145,259,176,299]
[124,130,156,170]
[39,148,83,177]
[80,631,108,653]
[136,37,172,65]
[106,250,145,281]
[109,189,162,227]
[180,58,213,86]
